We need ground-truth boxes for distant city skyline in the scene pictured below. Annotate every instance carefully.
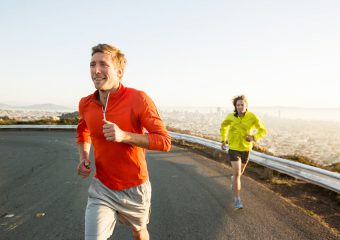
[1,101,340,110]
[1,107,339,164]
[0,0,339,109]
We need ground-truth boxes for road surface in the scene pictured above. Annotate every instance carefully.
[0,131,337,239]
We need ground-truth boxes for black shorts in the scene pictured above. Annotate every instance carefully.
[228,149,250,164]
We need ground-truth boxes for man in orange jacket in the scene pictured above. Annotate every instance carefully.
[76,43,171,240]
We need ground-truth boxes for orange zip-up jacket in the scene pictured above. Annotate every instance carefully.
[76,84,171,190]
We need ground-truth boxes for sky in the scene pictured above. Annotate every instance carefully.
[0,0,339,109]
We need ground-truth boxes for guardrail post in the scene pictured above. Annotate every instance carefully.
[212,149,225,163]
[261,168,274,180]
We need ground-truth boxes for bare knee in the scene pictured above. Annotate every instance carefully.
[132,227,149,240]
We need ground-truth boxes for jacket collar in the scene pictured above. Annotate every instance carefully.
[91,83,126,105]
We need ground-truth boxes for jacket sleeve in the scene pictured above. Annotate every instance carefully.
[139,92,171,152]
[220,116,231,142]
[253,115,267,141]
[76,98,92,144]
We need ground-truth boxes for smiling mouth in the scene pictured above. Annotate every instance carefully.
[93,77,106,82]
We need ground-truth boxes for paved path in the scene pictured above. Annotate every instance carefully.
[0,131,337,239]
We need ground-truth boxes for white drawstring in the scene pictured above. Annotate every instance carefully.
[102,91,110,121]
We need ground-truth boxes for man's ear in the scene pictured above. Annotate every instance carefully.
[117,69,123,79]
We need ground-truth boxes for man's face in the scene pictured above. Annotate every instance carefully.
[90,52,122,91]
[236,100,247,114]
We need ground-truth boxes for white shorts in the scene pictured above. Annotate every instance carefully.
[85,177,152,240]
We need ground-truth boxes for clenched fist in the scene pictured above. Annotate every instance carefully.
[103,120,126,142]
[245,135,255,142]
[77,158,91,178]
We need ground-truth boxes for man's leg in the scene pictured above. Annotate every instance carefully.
[230,151,250,208]
[240,151,250,175]
[132,227,150,240]
[85,179,118,240]
[230,160,242,199]
[85,198,117,240]
[240,162,248,175]
[231,160,244,208]
[118,180,152,240]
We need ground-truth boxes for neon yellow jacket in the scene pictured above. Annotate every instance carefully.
[220,111,267,151]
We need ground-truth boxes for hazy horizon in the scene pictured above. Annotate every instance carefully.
[1,101,339,123]
[1,101,340,110]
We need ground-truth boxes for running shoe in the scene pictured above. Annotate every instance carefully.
[234,198,243,209]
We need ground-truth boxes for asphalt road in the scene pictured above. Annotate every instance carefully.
[0,131,337,240]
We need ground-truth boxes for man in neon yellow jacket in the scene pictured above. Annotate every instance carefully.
[220,95,267,209]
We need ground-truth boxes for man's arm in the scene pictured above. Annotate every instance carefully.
[120,132,150,148]
[77,142,92,178]
[76,98,92,178]
[102,92,171,151]
[77,142,91,178]
[220,116,230,150]
[137,92,171,151]
[102,120,150,148]
[78,142,91,163]
[253,115,267,141]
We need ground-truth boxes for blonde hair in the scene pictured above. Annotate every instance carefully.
[91,44,127,79]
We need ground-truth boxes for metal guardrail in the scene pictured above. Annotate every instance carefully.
[0,125,77,130]
[1,125,340,193]
[169,132,340,194]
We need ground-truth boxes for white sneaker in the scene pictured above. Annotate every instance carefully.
[234,198,243,209]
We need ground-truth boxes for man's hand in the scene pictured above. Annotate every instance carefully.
[77,158,91,178]
[103,120,126,142]
[246,135,255,142]
[221,142,227,150]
